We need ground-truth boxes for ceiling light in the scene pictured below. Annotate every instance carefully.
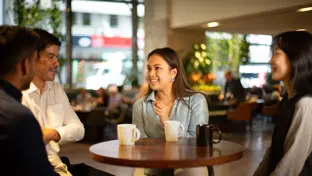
[296,29,306,31]
[207,22,219,28]
[297,7,312,12]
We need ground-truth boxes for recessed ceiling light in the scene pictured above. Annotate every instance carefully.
[207,22,219,28]
[297,7,312,12]
[296,29,306,31]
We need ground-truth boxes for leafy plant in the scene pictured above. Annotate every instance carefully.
[49,0,63,40]
[13,0,62,37]
[13,0,42,27]
[206,33,250,73]
[239,34,250,65]
[205,33,231,71]
[183,43,212,75]
[183,43,215,86]
[228,34,242,74]
[13,0,26,26]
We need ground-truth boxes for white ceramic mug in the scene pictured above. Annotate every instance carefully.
[117,124,141,145]
[164,121,185,142]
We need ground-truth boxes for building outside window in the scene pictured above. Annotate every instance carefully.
[109,15,118,28]
[72,12,77,25]
[239,34,272,88]
[55,1,145,89]
[82,13,91,26]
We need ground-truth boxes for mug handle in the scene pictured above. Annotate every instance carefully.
[134,128,141,141]
[211,126,222,144]
[178,124,185,137]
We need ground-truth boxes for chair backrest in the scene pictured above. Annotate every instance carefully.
[227,102,258,121]
[261,103,279,117]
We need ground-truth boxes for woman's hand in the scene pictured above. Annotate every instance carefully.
[154,101,170,124]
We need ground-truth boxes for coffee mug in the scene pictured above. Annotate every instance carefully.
[196,124,222,146]
[117,124,141,145]
[164,121,185,142]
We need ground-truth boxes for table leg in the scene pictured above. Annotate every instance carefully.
[207,166,214,176]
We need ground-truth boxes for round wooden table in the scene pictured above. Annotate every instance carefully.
[89,138,244,175]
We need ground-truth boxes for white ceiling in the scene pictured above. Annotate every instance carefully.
[170,0,312,35]
[193,5,312,35]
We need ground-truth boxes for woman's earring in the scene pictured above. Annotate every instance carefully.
[171,77,176,82]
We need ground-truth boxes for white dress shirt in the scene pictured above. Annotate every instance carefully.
[22,81,85,176]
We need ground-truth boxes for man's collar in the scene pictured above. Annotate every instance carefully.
[24,82,49,94]
[25,82,38,93]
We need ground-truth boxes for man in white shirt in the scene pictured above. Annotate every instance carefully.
[22,29,85,176]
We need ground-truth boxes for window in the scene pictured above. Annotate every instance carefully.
[72,12,77,25]
[249,45,271,63]
[247,34,272,63]
[109,15,118,28]
[82,13,91,26]
[247,34,272,45]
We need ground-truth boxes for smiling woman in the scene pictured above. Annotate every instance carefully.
[145,48,203,107]
[132,47,209,176]
[254,31,312,176]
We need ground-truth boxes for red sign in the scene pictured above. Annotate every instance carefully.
[91,35,135,48]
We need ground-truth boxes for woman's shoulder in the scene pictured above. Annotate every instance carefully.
[191,92,206,99]
[297,95,312,107]
[188,92,207,102]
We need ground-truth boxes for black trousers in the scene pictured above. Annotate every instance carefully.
[60,156,114,176]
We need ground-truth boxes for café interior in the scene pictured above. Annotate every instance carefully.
[3,0,312,175]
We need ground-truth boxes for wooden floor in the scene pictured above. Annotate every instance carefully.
[60,118,274,176]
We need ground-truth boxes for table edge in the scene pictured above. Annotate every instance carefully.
[89,150,244,168]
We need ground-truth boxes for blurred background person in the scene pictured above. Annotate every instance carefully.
[107,84,122,111]
[220,70,246,102]
[250,85,263,98]
[76,88,92,105]
[92,87,109,107]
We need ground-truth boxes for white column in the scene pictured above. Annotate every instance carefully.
[143,0,170,81]
[144,0,170,55]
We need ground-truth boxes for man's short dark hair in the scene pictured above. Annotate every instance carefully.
[33,28,61,52]
[0,25,39,77]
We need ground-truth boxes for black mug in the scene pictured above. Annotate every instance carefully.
[196,124,222,146]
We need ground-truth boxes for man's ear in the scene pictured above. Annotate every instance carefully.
[20,57,29,76]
